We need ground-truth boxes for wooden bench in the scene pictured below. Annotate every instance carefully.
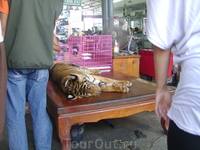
[47,71,174,150]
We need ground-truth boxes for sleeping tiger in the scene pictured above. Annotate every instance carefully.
[50,63,132,100]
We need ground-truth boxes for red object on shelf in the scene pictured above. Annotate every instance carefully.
[138,49,173,79]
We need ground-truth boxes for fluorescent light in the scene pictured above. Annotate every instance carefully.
[113,0,123,3]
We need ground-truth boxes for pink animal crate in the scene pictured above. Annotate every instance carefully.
[69,35,113,71]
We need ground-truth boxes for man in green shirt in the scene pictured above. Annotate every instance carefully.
[4,0,63,149]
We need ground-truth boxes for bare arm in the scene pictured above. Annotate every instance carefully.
[53,34,61,52]
[53,18,61,52]
[154,45,171,90]
[154,45,172,122]
[0,12,8,36]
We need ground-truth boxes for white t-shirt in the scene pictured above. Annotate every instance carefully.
[0,20,3,42]
[146,0,200,136]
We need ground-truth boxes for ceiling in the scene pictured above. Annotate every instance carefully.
[81,0,102,15]
[81,0,146,16]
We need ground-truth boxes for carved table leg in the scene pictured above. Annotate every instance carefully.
[57,117,72,150]
[60,137,71,150]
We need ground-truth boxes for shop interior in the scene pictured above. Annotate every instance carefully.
[1,1,177,150]
[54,0,177,86]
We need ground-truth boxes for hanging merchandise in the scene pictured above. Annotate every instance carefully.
[63,0,81,6]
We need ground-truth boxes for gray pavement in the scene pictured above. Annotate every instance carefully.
[0,111,168,150]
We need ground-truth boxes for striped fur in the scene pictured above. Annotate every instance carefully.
[50,63,132,100]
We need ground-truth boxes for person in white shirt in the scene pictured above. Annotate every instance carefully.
[146,0,200,149]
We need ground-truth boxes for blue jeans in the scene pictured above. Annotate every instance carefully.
[6,69,52,150]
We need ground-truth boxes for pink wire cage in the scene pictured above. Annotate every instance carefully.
[68,35,113,71]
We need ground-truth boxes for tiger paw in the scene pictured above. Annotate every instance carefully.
[126,81,132,87]
[123,86,129,93]
[90,69,101,74]
[122,81,132,87]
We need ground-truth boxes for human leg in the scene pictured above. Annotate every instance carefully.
[26,69,52,150]
[168,120,200,150]
[6,69,28,150]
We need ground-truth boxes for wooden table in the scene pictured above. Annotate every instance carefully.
[47,71,174,150]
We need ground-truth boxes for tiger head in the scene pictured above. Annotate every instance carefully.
[61,73,102,100]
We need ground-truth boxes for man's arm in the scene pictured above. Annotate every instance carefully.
[154,45,172,122]
[0,12,8,36]
[53,18,61,52]
[53,34,61,52]
[154,45,171,90]
[0,0,9,36]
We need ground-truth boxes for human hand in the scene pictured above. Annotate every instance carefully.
[53,34,61,52]
[155,88,172,123]
[53,43,61,52]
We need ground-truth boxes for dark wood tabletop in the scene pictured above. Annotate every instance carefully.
[46,70,175,150]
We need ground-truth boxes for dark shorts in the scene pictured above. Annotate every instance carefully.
[168,120,200,150]
[0,41,7,141]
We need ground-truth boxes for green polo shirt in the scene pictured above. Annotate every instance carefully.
[5,0,63,69]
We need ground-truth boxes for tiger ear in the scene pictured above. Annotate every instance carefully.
[64,74,78,87]
[67,94,76,100]
[69,74,78,80]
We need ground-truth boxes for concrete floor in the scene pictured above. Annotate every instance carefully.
[0,110,168,150]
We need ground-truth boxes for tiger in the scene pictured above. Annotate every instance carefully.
[49,63,132,100]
